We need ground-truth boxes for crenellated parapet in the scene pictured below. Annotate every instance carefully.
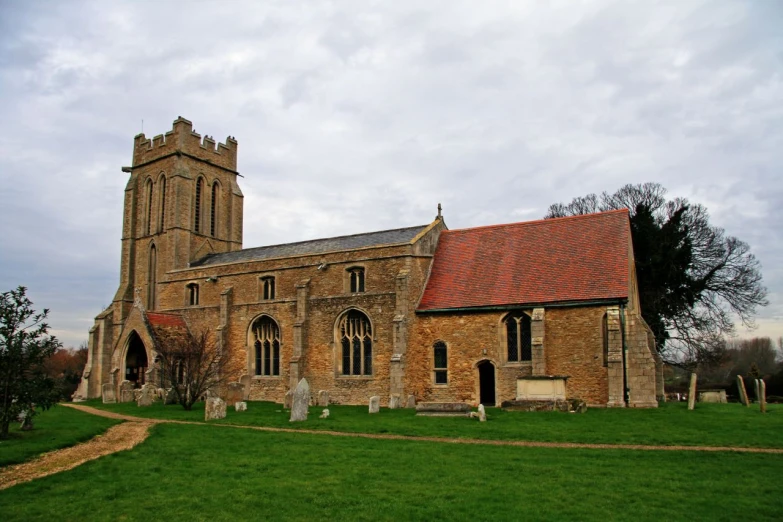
[132,116,238,171]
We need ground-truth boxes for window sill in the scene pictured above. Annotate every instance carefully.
[336,375,374,380]
[252,375,282,380]
[503,361,533,367]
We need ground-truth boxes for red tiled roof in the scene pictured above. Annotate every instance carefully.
[146,312,187,328]
[417,210,630,311]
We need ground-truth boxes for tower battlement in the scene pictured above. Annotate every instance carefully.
[132,116,238,171]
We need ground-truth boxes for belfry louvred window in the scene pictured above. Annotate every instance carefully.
[339,310,372,376]
[194,178,204,233]
[348,267,365,293]
[505,312,532,362]
[260,276,275,300]
[252,316,280,376]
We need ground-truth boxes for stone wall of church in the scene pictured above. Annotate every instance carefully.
[406,306,616,406]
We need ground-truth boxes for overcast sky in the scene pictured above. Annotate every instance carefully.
[0,0,780,349]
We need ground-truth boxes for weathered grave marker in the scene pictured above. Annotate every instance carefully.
[102,383,116,404]
[317,390,329,407]
[736,375,749,407]
[235,401,247,412]
[389,394,401,409]
[478,404,487,422]
[284,390,293,409]
[369,396,380,414]
[759,379,767,413]
[320,408,330,419]
[290,378,310,422]
[405,395,416,408]
[205,397,227,420]
[687,373,697,410]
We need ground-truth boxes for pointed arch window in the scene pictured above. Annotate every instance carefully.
[339,310,372,376]
[159,175,167,232]
[194,177,204,233]
[145,178,154,235]
[252,316,280,376]
[210,181,219,237]
[505,312,532,362]
[148,245,157,310]
[433,341,448,384]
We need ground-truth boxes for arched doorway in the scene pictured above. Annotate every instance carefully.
[125,332,148,387]
[478,360,496,406]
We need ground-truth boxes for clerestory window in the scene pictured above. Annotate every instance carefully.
[505,312,532,362]
[260,276,275,300]
[339,310,372,376]
[252,316,280,376]
[186,283,199,306]
[347,267,365,293]
[433,341,448,384]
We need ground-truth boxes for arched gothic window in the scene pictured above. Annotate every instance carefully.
[339,310,372,376]
[148,245,157,310]
[260,276,275,300]
[210,181,219,237]
[145,178,154,235]
[433,341,448,384]
[252,316,280,376]
[159,175,167,231]
[194,177,204,233]
[505,312,532,362]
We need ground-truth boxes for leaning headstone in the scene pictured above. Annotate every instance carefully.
[736,375,750,406]
[102,383,116,404]
[687,373,697,410]
[284,390,293,409]
[137,385,155,407]
[290,378,310,422]
[389,394,401,409]
[754,379,761,405]
[478,404,487,422]
[235,401,247,412]
[119,381,135,403]
[759,380,767,413]
[317,390,329,407]
[405,395,416,409]
[368,396,380,414]
[205,397,227,420]
[320,408,330,419]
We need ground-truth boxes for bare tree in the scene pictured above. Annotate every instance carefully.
[546,183,768,366]
[153,328,241,410]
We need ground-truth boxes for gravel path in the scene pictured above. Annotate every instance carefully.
[3,402,781,491]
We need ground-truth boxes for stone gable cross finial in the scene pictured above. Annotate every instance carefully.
[437,203,442,219]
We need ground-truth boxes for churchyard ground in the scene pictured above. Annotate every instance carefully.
[0,403,781,520]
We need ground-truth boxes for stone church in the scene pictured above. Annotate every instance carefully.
[74,117,661,408]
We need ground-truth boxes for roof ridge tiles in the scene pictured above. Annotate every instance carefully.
[237,223,429,252]
[444,209,629,235]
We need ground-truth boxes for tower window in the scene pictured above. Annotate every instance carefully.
[194,178,204,233]
[148,245,157,310]
[252,316,280,376]
[433,341,448,384]
[347,267,365,293]
[210,181,219,237]
[505,312,532,362]
[159,175,167,231]
[187,283,199,306]
[260,276,275,300]
[339,310,372,376]
[145,178,153,235]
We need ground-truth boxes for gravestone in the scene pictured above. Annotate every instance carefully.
[389,394,401,409]
[119,381,135,403]
[754,379,761,404]
[687,373,697,411]
[235,401,247,412]
[284,390,293,409]
[368,396,380,414]
[137,384,156,407]
[290,378,310,422]
[224,382,244,404]
[759,380,767,413]
[164,387,178,405]
[320,408,330,419]
[205,397,227,420]
[102,383,116,404]
[317,390,329,407]
[478,404,487,422]
[405,395,416,409]
[20,413,33,431]
[736,375,750,407]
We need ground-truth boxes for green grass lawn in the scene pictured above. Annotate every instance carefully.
[1,422,781,521]
[87,399,783,448]
[0,405,121,467]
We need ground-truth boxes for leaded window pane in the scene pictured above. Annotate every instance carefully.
[273,340,280,375]
[254,341,262,376]
[435,370,447,384]
[364,337,372,375]
[263,340,271,376]
[507,319,518,361]
[520,314,532,361]
[342,338,351,375]
[434,342,447,369]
